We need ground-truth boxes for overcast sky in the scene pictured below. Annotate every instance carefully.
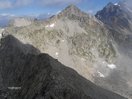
[0,0,127,16]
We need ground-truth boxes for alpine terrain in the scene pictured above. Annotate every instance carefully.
[0,34,126,99]
[0,1,131,99]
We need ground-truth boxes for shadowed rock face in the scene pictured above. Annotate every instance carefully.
[95,2,132,30]
[0,35,126,99]
[95,2,132,45]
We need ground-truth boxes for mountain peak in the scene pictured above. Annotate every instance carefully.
[107,2,114,7]
[104,2,121,10]
[65,4,79,11]
[61,4,82,16]
[55,4,88,19]
[95,1,132,31]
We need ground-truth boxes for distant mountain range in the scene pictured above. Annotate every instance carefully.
[0,1,132,99]
[0,13,53,28]
[0,14,15,27]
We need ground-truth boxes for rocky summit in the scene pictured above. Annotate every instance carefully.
[96,2,132,44]
[0,35,126,99]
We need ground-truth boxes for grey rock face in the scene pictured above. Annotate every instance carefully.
[95,2,132,99]
[95,2,132,44]
[0,35,126,99]
[96,2,132,30]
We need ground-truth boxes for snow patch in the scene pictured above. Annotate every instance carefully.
[0,33,2,39]
[107,64,116,69]
[0,28,4,39]
[102,61,106,64]
[50,23,55,28]
[55,52,59,57]
[97,71,105,78]
[62,40,65,42]
[45,23,55,28]
[101,61,117,70]
[114,3,118,5]
[8,87,21,90]
[114,3,120,6]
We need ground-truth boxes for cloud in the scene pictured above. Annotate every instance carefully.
[0,0,33,9]
[0,1,12,9]
[0,13,15,17]
[15,0,33,7]
[39,0,82,6]
[0,0,82,9]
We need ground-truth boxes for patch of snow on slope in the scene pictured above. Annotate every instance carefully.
[114,3,120,6]
[107,64,116,69]
[55,52,59,57]
[101,61,117,69]
[0,28,4,39]
[45,23,55,28]
[50,23,55,28]
[114,3,118,5]
[97,71,105,78]
[62,40,65,42]
[0,33,2,39]
[102,61,106,64]
[8,87,21,90]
